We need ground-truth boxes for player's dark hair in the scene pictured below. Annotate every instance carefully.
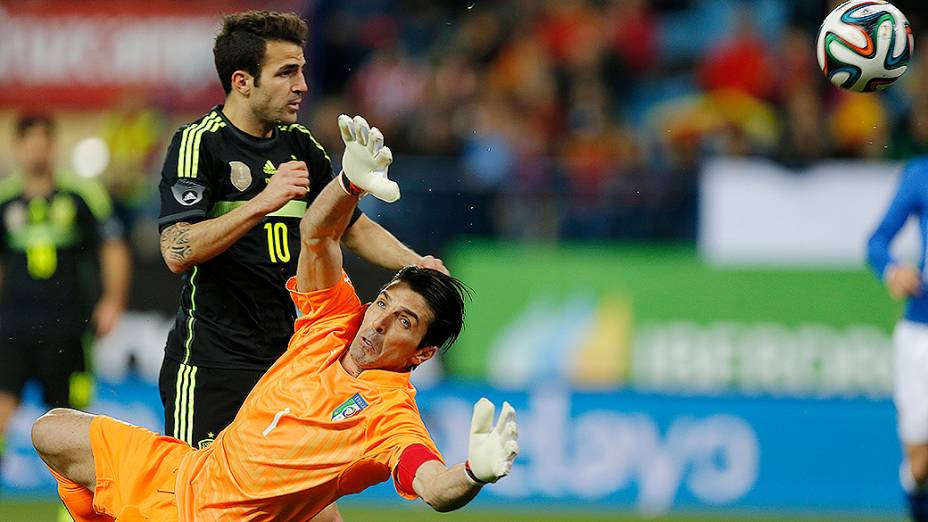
[15,113,55,139]
[382,266,470,354]
[214,11,308,95]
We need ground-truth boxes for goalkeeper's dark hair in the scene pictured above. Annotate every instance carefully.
[381,266,470,354]
[214,10,308,95]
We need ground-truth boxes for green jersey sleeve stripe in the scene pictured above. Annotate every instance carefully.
[187,114,220,179]
[192,113,220,177]
[176,124,195,178]
[178,118,204,178]
[178,113,221,179]
[207,199,307,219]
[191,117,225,179]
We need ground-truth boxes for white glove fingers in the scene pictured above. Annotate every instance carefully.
[505,421,518,439]
[470,398,495,435]
[368,127,384,156]
[493,401,516,436]
[338,114,355,142]
[353,115,370,146]
[505,440,519,459]
[375,145,393,170]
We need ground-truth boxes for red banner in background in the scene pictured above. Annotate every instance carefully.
[0,0,306,111]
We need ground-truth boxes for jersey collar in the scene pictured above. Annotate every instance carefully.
[214,105,281,151]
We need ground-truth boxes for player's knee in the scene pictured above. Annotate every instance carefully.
[31,408,81,458]
[913,458,928,486]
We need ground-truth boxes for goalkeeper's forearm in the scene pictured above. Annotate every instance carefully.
[296,179,359,292]
[300,176,359,246]
[412,461,482,512]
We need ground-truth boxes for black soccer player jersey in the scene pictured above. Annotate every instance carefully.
[0,172,118,330]
[158,107,359,371]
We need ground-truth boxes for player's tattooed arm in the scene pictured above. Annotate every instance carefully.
[159,200,274,274]
[160,222,193,269]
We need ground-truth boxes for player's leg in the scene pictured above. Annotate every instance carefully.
[894,320,928,521]
[903,444,928,522]
[38,331,94,411]
[161,361,262,447]
[0,328,32,475]
[311,502,344,522]
[37,331,96,521]
[159,356,182,439]
[37,410,190,521]
[31,408,109,521]
[906,444,928,484]
[0,392,19,469]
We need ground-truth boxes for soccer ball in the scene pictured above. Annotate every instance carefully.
[816,0,914,92]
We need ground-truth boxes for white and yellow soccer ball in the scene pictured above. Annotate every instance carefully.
[816,0,914,92]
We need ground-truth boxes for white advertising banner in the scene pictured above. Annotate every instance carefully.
[699,158,919,266]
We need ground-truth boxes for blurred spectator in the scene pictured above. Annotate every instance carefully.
[777,26,819,99]
[890,94,928,159]
[559,78,628,238]
[830,92,890,158]
[604,0,659,75]
[697,7,776,101]
[100,93,165,239]
[779,83,830,165]
[0,114,130,473]
[351,44,428,141]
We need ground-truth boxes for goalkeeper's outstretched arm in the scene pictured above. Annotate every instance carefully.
[412,399,519,512]
[297,114,395,292]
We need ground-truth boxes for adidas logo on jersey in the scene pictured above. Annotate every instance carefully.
[263,160,276,175]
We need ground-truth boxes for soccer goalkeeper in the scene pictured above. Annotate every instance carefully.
[31,115,519,521]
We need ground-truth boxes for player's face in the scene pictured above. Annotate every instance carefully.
[16,125,54,174]
[251,40,307,125]
[349,283,437,373]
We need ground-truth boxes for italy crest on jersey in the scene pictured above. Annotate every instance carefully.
[229,161,252,192]
[331,393,369,421]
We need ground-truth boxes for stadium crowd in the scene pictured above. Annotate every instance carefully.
[292,0,928,246]
[9,0,928,253]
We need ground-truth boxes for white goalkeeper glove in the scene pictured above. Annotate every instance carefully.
[465,398,519,486]
[337,114,399,203]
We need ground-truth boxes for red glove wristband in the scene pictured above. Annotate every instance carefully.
[464,460,488,487]
[338,171,364,196]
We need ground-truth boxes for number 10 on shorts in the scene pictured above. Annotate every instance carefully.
[264,222,291,263]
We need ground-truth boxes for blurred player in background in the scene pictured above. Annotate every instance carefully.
[156,11,443,521]
[0,114,130,475]
[868,156,928,522]
[31,113,518,522]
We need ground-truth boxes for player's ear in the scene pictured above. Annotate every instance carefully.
[410,346,437,367]
[231,70,252,97]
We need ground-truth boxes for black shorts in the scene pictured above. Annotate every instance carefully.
[0,326,92,408]
[159,357,264,449]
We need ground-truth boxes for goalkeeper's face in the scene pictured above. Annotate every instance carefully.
[349,282,438,373]
[250,40,307,125]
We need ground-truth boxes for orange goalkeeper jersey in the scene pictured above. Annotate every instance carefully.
[174,274,442,521]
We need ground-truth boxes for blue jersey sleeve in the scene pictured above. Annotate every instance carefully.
[867,162,924,280]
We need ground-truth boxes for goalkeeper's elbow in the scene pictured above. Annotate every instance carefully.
[422,495,468,513]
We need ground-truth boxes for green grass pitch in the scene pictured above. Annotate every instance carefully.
[0,500,905,521]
